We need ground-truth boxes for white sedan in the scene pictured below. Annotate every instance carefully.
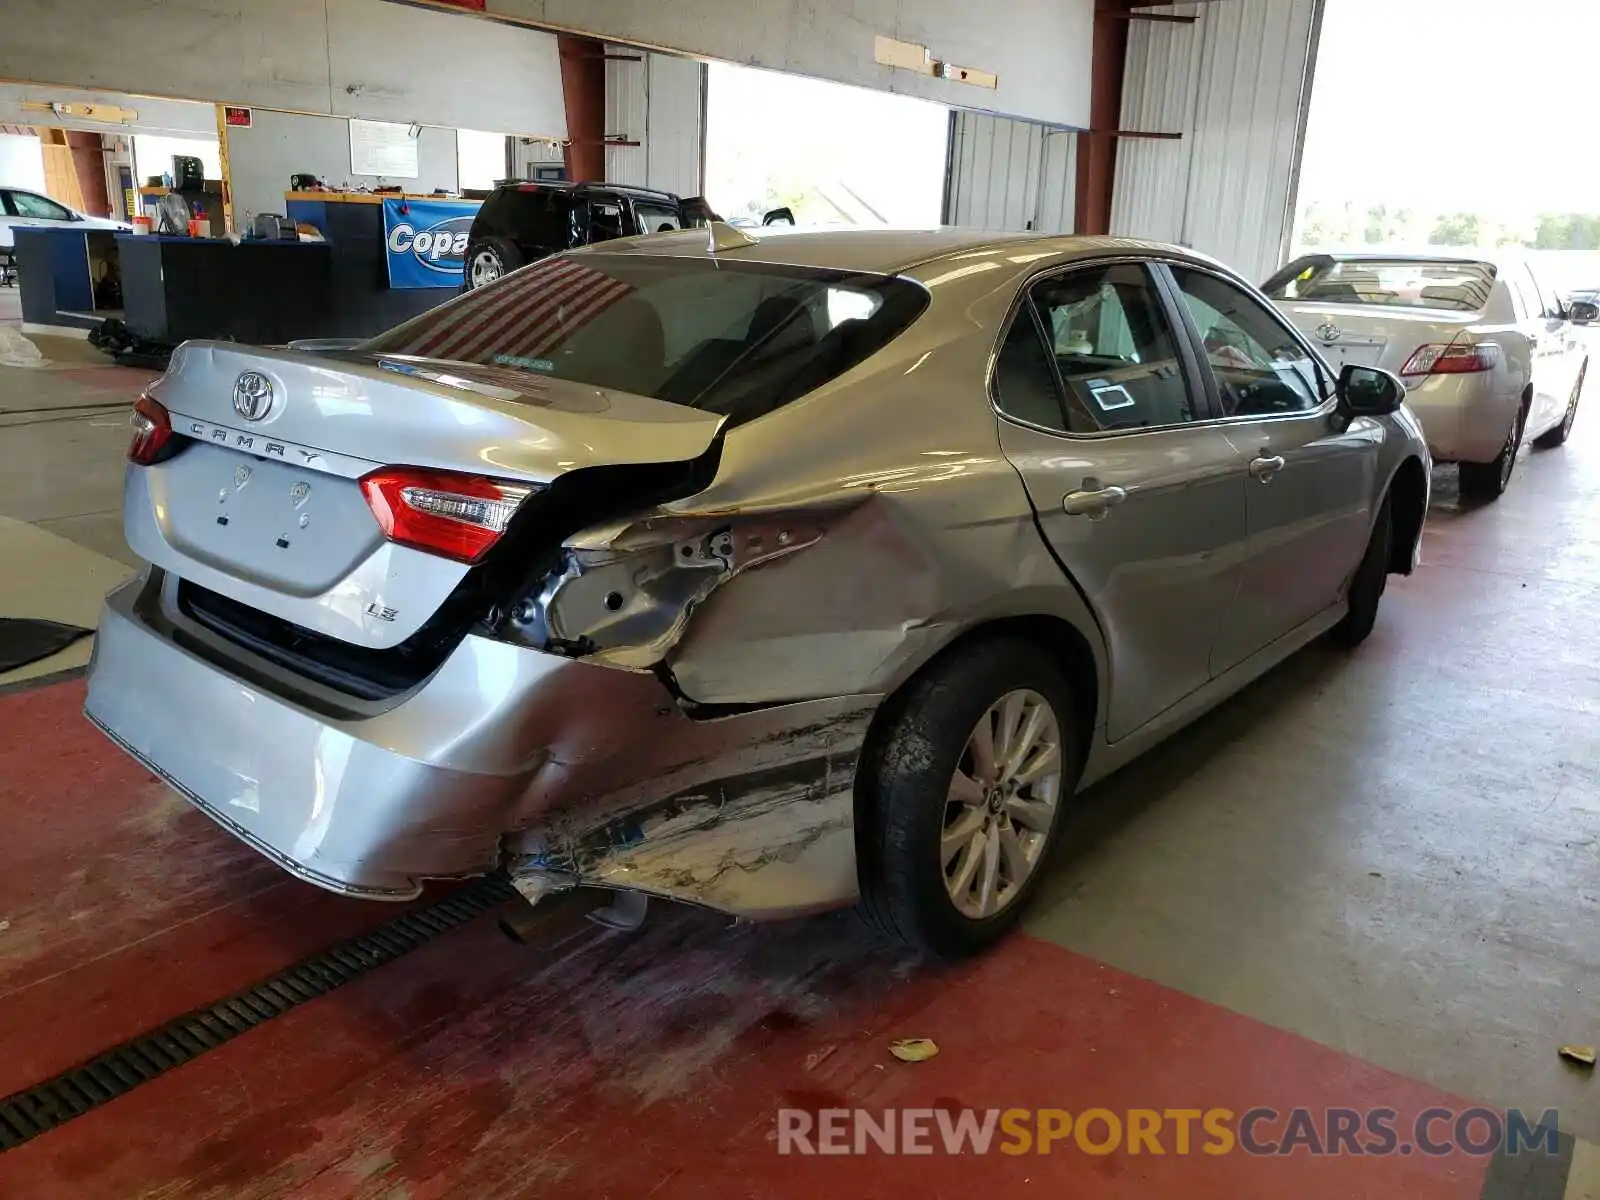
[0,186,130,248]
[1264,254,1595,499]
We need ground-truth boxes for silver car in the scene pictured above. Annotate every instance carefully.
[1265,253,1594,500]
[86,229,1430,956]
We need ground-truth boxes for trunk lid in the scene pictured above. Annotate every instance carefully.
[1275,301,1482,376]
[132,341,723,651]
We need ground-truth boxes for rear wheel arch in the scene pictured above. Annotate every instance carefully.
[1386,455,1427,575]
[852,613,1100,864]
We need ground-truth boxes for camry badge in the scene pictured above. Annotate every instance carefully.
[233,371,274,421]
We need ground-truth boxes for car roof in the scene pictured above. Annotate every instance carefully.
[497,180,682,203]
[574,225,1225,277]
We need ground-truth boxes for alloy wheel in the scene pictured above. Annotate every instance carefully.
[941,689,1064,920]
[469,249,503,288]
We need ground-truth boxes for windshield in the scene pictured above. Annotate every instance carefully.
[360,254,928,424]
[1263,257,1496,313]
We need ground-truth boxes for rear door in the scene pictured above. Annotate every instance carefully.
[1166,265,1379,671]
[993,260,1247,742]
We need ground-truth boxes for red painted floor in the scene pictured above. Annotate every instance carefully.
[0,681,1507,1198]
[0,682,408,1095]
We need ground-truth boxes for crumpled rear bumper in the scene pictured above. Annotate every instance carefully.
[85,571,877,917]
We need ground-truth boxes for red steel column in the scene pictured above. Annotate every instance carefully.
[1074,2,1132,235]
[558,33,606,183]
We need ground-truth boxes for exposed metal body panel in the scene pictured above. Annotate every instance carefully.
[945,112,1077,234]
[1109,0,1325,281]
[604,48,706,198]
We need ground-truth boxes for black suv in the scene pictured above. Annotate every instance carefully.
[461,181,792,290]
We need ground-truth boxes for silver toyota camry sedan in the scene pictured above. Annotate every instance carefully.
[86,227,1430,956]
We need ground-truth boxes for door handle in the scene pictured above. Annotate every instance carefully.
[1249,454,1286,482]
[1063,480,1128,519]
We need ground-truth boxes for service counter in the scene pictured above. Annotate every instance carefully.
[15,191,480,356]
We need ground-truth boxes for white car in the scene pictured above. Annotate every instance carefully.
[0,187,131,248]
[1264,254,1595,499]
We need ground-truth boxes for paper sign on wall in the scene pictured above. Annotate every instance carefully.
[349,119,419,179]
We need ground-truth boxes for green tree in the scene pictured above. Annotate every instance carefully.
[1429,213,1482,247]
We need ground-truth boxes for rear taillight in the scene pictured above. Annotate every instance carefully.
[128,394,174,465]
[359,467,533,564]
[1400,342,1501,377]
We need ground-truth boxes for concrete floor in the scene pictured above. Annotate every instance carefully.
[0,314,1595,1194]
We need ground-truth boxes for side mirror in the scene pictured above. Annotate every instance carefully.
[1337,364,1406,417]
[761,207,796,227]
[1570,301,1599,326]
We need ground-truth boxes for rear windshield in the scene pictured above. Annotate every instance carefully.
[1263,257,1496,313]
[359,254,928,423]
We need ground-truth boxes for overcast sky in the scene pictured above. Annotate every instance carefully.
[1298,0,1600,218]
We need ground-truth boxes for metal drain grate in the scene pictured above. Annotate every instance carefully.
[0,874,516,1153]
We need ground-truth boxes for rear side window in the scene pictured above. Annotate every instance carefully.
[996,263,1197,434]
[1264,256,1495,313]
[634,202,682,234]
[360,254,929,425]
[480,187,570,249]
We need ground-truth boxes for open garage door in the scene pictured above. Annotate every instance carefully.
[704,62,948,226]
[944,111,1077,233]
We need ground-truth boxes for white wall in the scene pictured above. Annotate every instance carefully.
[945,112,1077,234]
[226,110,459,227]
[0,134,46,194]
[2,0,565,139]
[496,0,1093,127]
[1109,0,1325,281]
[605,49,706,198]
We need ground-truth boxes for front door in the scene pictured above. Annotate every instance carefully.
[1521,265,1584,434]
[993,261,1246,742]
[1165,266,1380,671]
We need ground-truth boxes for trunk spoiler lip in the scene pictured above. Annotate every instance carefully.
[154,341,730,486]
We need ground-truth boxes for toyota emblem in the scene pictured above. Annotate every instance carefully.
[1315,322,1343,343]
[233,371,274,421]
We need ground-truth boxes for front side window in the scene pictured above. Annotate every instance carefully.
[1025,264,1197,433]
[358,254,928,426]
[11,191,72,221]
[587,199,627,242]
[1171,268,1325,416]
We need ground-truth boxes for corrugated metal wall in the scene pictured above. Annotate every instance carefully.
[605,48,706,198]
[1110,0,1324,282]
[944,111,1077,234]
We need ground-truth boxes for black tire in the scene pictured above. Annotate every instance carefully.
[857,637,1080,958]
[462,237,522,291]
[1458,397,1527,501]
[1534,360,1587,449]
[1332,493,1392,648]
